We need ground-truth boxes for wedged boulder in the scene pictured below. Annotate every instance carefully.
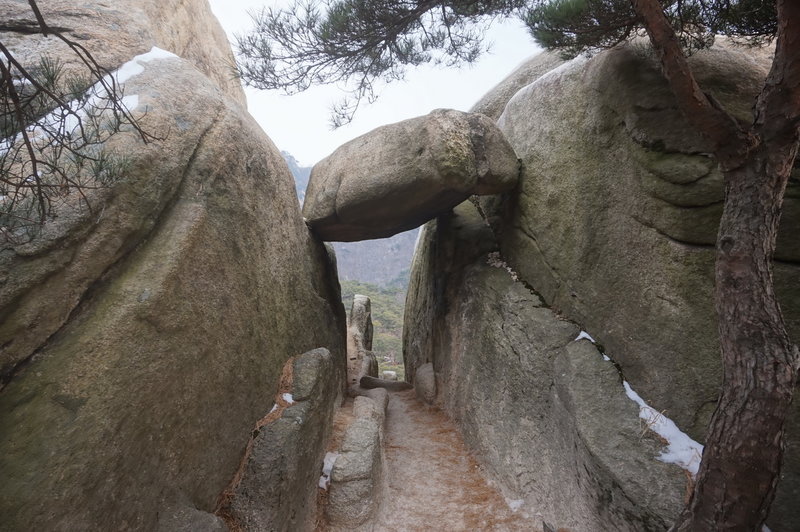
[477,41,799,528]
[302,109,520,241]
[0,12,347,530]
[404,200,686,530]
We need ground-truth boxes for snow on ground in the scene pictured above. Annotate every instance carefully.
[574,330,611,360]
[504,497,524,512]
[111,47,178,86]
[71,46,177,123]
[281,393,294,404]
[119,95,139,113]
[55,46,178,132]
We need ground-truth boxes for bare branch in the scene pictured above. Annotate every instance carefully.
[1,0,158,242]
[26,0,49,36]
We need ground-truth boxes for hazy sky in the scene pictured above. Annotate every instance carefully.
[207,0,541,166]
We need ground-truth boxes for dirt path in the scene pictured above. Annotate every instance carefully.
[369,389,538,531]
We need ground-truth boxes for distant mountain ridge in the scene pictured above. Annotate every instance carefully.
[281,151,311,204]
[281,151,418,288]
[332,231,418,287]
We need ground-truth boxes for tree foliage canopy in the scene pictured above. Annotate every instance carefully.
[527,0,776,57]
[237,0,778,124]
[237,0,524,125]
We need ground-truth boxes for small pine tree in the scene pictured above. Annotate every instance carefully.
[1,0,154,243]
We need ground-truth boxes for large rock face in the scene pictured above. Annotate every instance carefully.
[1,0,245,105]
[455,42,797,529]
[405,43,799,530]
[0,2,346,530]
[302,109,520,241]
[492,42,799,441]
[470,51,564,120]
[404,202,686,531]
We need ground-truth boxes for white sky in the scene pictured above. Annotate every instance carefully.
[207,0,540,166]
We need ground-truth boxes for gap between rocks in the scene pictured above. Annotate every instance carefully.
[317,389,545,531]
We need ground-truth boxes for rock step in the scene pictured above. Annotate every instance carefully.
[324,391,388,530]
[359,375,412,391]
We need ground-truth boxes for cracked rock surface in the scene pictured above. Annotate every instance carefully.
[404,201,685,531]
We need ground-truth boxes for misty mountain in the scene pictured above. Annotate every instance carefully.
[281,151,311,204]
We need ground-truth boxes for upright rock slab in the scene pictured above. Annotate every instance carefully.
[0,2,346,529]
[302,109,520,241]
[413,363,436,404]
[327,397,386,530]
[346,295,379,392]
[229,349,341,531]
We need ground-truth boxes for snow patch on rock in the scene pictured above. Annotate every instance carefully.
[623,381,704,476]
[318,451,338,490]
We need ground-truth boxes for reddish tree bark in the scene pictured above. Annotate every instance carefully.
[630,0,800,529]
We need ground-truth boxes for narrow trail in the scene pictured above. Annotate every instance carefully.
[369,389,538,531]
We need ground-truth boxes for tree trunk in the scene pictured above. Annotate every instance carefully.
[670,0,800,528]
[629,0,800,529]
[672,146,799,530]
